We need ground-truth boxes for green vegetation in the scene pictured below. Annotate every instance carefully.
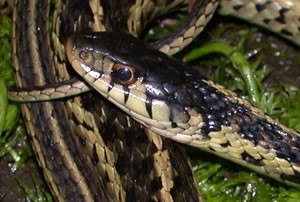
[0,16,51,201]
[0,16,27,169]
[17,178,53,202]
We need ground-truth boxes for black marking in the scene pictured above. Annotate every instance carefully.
[275,8,289,24]
[150,177,163,193]
[241,152,261,166]
[145,96,152,118]
[255,4,265,12]
[78,135,86,147]
[123,85,130,103]
[186,77,238,135]
[171,122,177,128]
[208,146,216,152]
[281,29,293,36]
[91,144,99,166]
[220,142,230,147]
[255,1,272,12]
[107,80,114,93]
[233,5,243,11]
[281,172,300,184]
[263,19,271,24]
[237,117,300,166]
[169,106,175,122]
[115,154,128,175]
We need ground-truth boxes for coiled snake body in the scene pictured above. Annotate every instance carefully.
[10,0,300,201]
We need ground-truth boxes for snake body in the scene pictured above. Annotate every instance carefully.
[9,0,300,201]
[67,31,300,187]
[219,0,300,45]
[12,0,216,201]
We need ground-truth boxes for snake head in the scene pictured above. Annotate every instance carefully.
[65,32,201,134]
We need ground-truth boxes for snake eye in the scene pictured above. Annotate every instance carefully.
[111,63,137,85]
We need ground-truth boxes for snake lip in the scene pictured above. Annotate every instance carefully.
[66,36,75,64]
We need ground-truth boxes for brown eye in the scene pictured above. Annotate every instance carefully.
[111,63,137,85]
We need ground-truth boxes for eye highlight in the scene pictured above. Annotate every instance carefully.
[111,63,137,85]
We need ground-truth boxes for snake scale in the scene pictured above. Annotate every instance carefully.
[9,0,300,201]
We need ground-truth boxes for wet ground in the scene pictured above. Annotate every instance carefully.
[0,156,48,201]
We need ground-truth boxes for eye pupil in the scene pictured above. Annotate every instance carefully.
[112,63,137,85]
[116,67,132,81]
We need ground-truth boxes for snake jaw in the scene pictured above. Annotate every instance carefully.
[66,36,75,65]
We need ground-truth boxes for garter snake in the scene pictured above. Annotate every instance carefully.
[9,0,300,201]
[11,0,219,201]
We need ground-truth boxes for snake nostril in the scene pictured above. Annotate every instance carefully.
[79,51,89,60]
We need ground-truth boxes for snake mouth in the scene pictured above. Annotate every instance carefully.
[66,36,75,64]
[66,35,92,79]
